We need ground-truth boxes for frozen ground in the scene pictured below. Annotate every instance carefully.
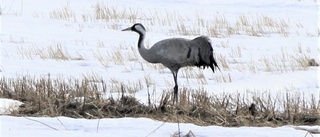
[1,0,320,136]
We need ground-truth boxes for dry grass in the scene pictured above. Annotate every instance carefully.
[93,2,141,23]
[17,43,84,60]
[49,3,76,22]
[92,50,109,68]
[168,13,293,37]
[29,2,315,38]
[219,43,319,74]
[216,53,229,71]
[1,76,319,126]
[213,73,232,83]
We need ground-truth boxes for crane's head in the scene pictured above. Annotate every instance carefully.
[122,23,146,35]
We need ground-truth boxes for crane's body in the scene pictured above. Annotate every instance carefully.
[144,38,200,67]
[122,23,220,104]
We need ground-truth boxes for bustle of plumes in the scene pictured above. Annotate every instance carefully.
[192,36,219,72]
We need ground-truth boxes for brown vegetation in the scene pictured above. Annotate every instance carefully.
[0,76,319,126]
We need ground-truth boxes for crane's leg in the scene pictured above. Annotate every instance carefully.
[172,70,181,137]
[172,70,178,104]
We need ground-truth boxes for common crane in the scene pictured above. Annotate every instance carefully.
[122,23,220,104]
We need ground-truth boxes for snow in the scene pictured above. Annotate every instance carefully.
[1,0,319,136]
[1,114,319,137]
[0,98,23,115]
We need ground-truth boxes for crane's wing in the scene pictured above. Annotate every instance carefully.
[151,38,199,70]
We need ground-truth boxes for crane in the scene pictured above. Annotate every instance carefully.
[122,23,220,104]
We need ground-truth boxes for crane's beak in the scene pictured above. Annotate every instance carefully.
[122,27,132,31]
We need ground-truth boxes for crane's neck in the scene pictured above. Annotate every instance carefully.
[137,32,157,63]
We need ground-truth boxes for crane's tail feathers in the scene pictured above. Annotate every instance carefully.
[212,55,221,72]
[215,65,222,72]
[211,64,221,73]
[210,56,221,73]
[192,35,221,73]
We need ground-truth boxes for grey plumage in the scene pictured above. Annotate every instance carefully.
[122,23,220,104]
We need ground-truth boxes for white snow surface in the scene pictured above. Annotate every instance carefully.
[1,115,319,137]
[1,0,320,136]
[0,99,23,115]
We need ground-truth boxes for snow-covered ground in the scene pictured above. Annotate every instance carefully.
[1,0,319,136]
[1,115,319,137]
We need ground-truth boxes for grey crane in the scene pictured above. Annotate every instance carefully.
[122,23,220,104]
